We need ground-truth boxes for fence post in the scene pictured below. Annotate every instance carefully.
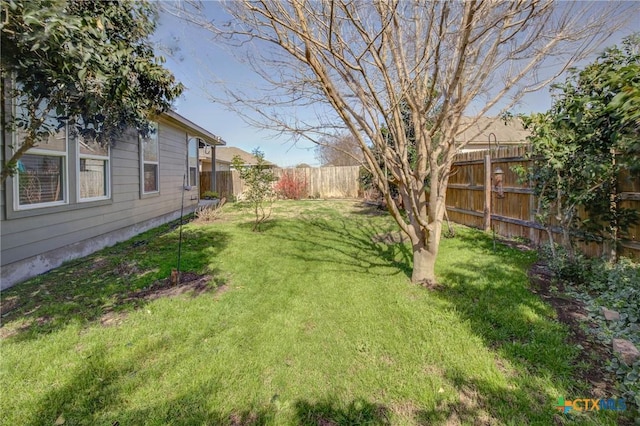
[483,154,491,232]
[528,175,537,243]
[211,147,217,194]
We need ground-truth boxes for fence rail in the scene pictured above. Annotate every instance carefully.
[198,148,639,259]
[446,146,640,259]
[200,165,361,200]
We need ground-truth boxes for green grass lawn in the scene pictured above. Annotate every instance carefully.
[0,200,627,425]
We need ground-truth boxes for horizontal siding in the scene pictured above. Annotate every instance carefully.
[1,119,197,271]
[112,160,140,173]
[112,183,141,196]
[0,182,5,222]
[1,126,5,221]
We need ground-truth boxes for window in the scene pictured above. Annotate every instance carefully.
[188,138,198,187]
[15,127,67,209]
[140,122,159,194]
[78,137,110,201]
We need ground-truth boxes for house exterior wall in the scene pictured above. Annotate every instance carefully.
[199,158,230,172]
[215,161,230,171]
[1,117,198,289]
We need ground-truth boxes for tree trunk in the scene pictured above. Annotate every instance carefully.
[545,226,556,258]
[561,224,575,261]
[412,245,437,285]
[410,219,443,286]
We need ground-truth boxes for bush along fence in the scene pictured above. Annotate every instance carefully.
[207,165,361,200]
[446,146,640,260]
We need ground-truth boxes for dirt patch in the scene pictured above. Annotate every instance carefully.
[315,418,338,426]
[0,319,32,339]
[100,311,126,327]
[495,237,535,253]
[122,272,213,302]
[0,296,21,317]
[423,364,445,377]
[353,201,388,216]
[446,386,499,426]
[228,412,263,426]
[528,261,617,399]
[419,280,444,291]
[99,273,223,327]
[302,320,316,333]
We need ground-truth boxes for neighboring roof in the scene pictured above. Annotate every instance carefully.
[456,116,530,150]
[215,147,276,167]
[162,110,227,146]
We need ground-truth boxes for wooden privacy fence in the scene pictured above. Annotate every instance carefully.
[202,165,361,200]
[446,146,640,259]
[199,172,213,198]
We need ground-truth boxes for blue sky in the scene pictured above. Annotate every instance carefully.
[154,7,320,167]
[153,3,638,167]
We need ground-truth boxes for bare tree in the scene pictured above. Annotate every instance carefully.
[315,133,363,166]
[170,1,636,285]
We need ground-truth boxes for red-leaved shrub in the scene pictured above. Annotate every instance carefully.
[275,170,308,199]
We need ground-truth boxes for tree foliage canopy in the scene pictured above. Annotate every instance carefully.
[0,0,184,181]
[518,34,640,259]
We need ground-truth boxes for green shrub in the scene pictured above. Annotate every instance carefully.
[202,190,219,199]
[545,247,640,411]
[231,149,277,231]
[543,246,592,286]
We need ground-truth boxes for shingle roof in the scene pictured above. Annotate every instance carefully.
[215,147,276,167]
[456,116,530,149]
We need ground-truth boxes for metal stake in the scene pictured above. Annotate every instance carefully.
[176,174,186,284]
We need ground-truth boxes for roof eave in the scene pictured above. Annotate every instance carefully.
[162,110,227,146]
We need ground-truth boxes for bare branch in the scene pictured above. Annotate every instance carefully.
[167,0,639,283]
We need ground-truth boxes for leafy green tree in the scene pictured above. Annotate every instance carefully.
[517,35,640,260]
[0,0,183,182]
[232,149,278,231]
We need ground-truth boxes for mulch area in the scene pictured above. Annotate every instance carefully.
[100,272,227,327]
[122,272,218,302]
[451,236,621,401]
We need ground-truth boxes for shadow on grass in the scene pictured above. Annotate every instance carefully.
[254,205,413,280]
[414,373,547,425]
[28,346,559,426]
[235,219,279,233]
[295,399,390,425]
[31,340,390,425]
[424,231,633,423]
[0,222,230,341]
[35,375,395,426]
[261,213,624,422]
[29,341,277,426]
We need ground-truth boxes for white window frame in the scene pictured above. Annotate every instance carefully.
[187,137,199,188]
[77,137,111,202]
[13,127,69,211]
[140,122,160,195]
